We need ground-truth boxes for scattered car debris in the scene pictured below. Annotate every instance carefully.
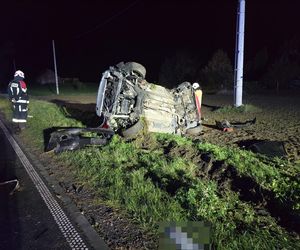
[238,140,287,158]
[46,127,114,153]
[216,117,256,131]
[0,179,20,195]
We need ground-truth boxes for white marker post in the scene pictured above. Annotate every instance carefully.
[234,0,246,107]
[52,40,59,95]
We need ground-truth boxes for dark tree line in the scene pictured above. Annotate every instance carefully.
[159,38,300,92]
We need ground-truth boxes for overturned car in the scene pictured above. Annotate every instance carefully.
[47,62,203,153]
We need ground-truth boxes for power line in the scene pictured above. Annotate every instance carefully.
[76,0,141,39]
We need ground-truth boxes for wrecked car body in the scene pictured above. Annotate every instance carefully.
[47,62,202,152]
[96,61,202,136]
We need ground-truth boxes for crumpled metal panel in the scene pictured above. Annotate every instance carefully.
[143,84,177,134]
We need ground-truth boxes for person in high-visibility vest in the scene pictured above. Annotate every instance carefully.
[8,70,29,131]
[192,82,202,122]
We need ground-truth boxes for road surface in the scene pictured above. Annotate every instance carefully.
[0,120,93,249]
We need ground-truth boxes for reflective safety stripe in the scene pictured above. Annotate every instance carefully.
[10,82,19,88]
[10,84,20,96]
[12,118,27,123]
[19,105,21,112]
[14,100,29,104]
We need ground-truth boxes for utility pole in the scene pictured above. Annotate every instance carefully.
[234,0,246,107]
[52,40,59,95]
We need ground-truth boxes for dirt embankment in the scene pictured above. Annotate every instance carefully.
[29,92,300,249]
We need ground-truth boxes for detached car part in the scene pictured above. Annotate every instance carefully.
[47,127,114,153]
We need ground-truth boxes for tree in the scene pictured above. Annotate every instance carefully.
[159,49,199,88]
[262,58,300,90]
[244,47,268,82]
[262,38,300,90]
[201,49,233,92]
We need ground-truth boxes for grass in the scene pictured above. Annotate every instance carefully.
[29,82,98,96]
[0,97,299,249]
[59,137,187,227]
[0,98,83,150]
[59,134,299,249]
[195,142,300,210]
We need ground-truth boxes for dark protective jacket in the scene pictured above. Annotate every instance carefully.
[8,75,30,124]
[8,76,29,103]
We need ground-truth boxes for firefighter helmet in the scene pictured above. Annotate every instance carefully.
[14,70,25,78]
[192,82,200,89]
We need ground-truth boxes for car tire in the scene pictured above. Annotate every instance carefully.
[121,120,144,138]
[186,125,202,135]
[125,62,146,79]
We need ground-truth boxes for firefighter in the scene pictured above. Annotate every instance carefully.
[192,82,202,121]
[8,70,29,131]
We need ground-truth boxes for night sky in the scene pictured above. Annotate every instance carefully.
[1,0,300,86]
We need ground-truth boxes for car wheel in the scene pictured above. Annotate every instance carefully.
[125,62,146,79]
[186,125,202,135]
[121,120,144,138]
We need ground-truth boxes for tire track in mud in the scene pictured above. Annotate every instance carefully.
[161,141,300,235]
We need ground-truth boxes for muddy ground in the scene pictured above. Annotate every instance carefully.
[42,92,300,162]
[200,93,300,163]
[31,92,300,249]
